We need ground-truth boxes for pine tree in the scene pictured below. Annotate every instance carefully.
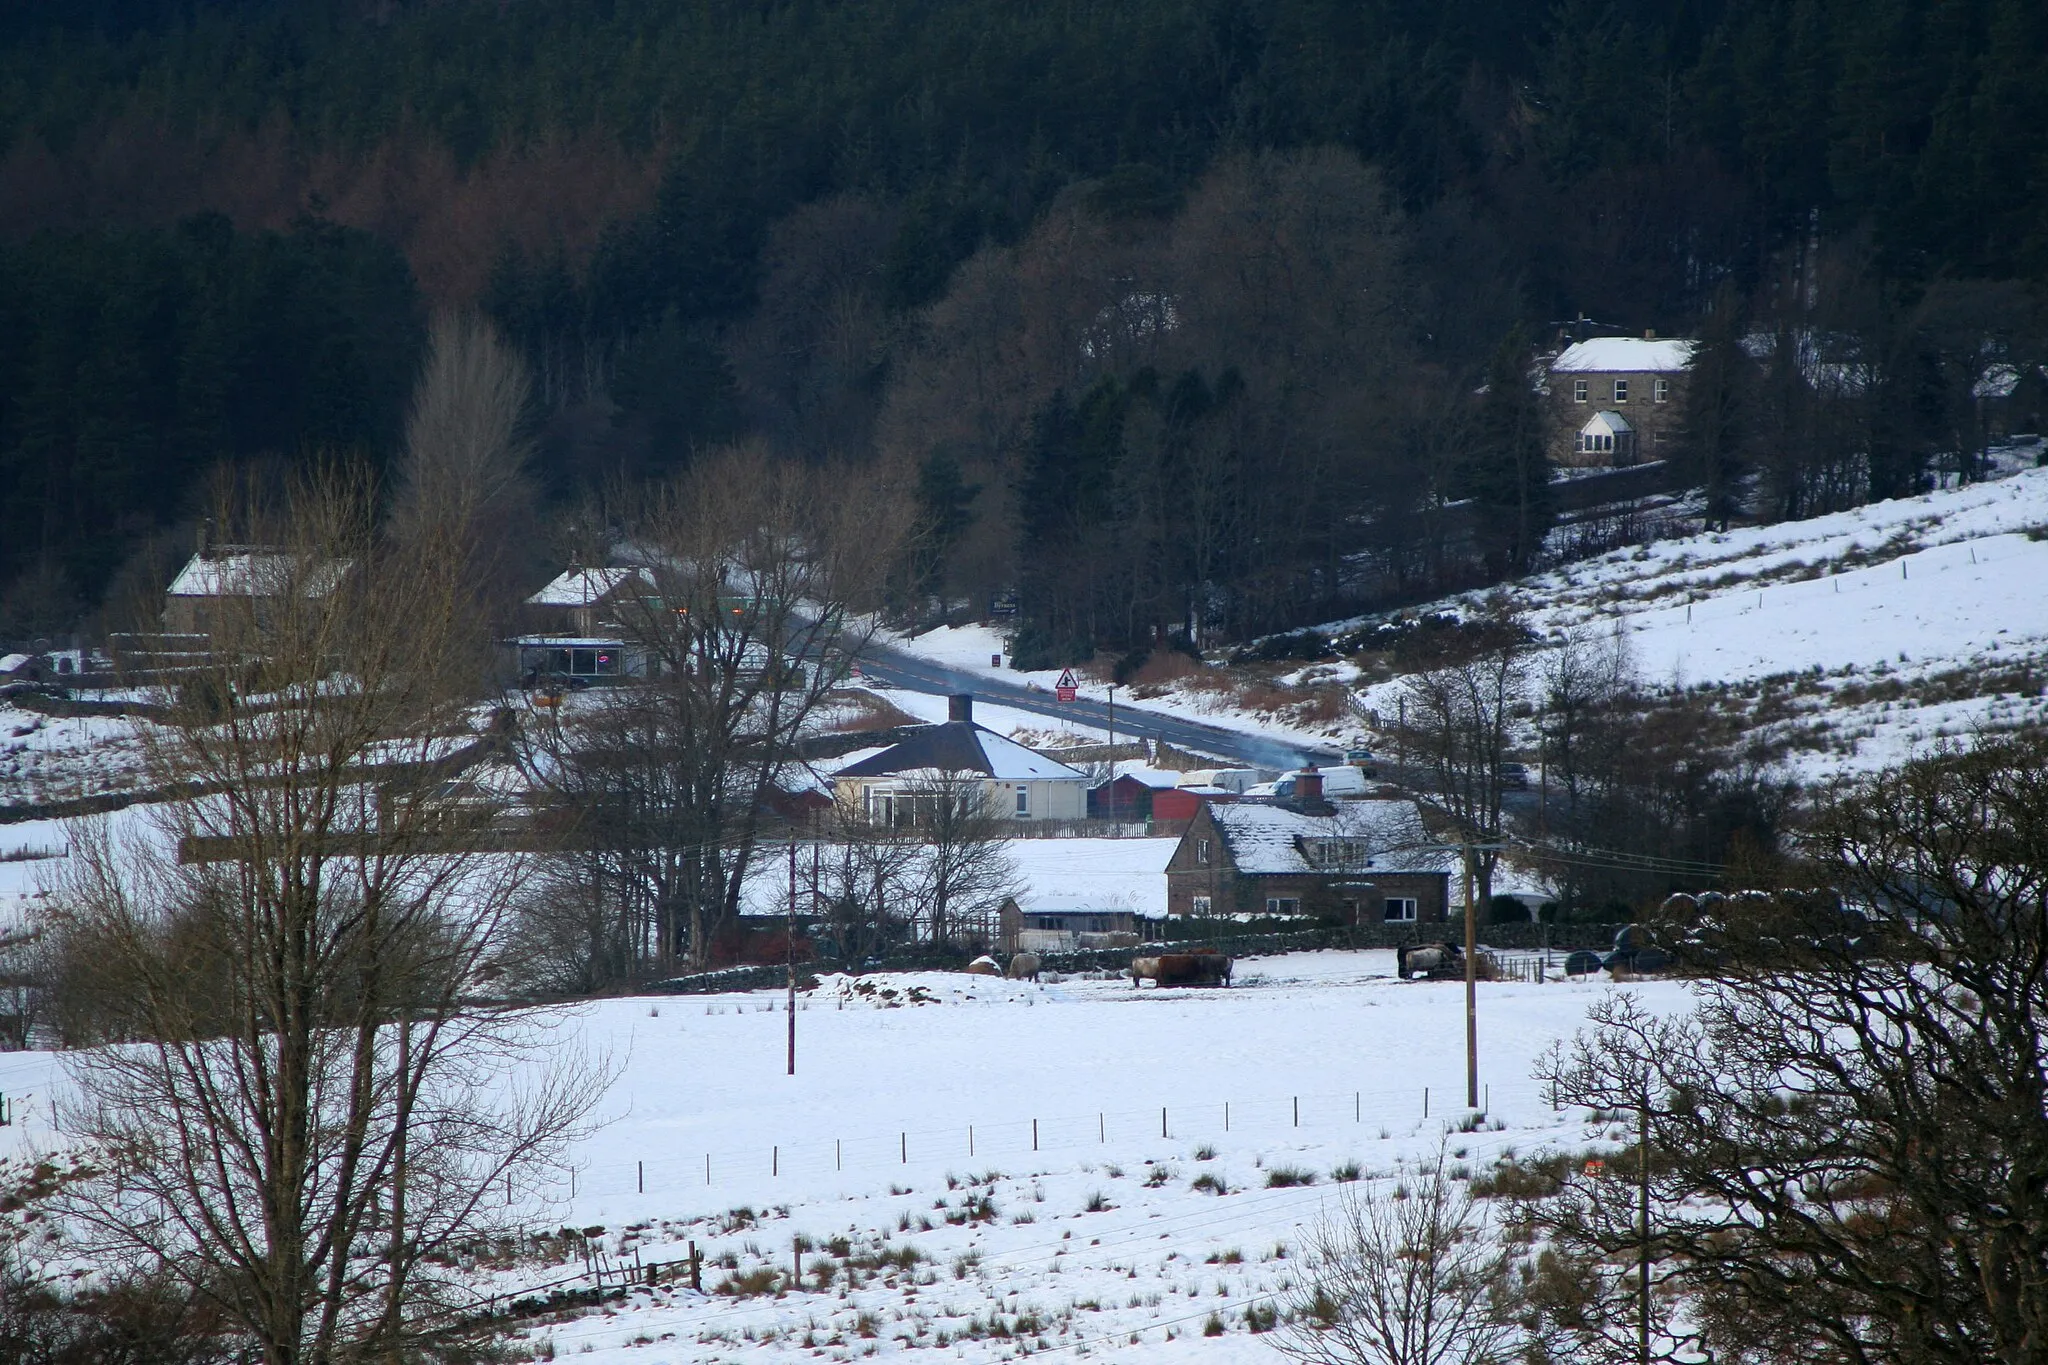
[1458,329,1553,580]
[1678,286,1748,530]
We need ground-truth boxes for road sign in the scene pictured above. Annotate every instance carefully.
[1055,668,1078,702]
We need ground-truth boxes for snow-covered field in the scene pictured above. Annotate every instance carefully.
[0,952,1676,1363]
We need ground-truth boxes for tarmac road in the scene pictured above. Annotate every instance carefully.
[853,639,1333,772]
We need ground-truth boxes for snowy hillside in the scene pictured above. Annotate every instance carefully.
[1378,461,2048,776]
[885,462,2048,779]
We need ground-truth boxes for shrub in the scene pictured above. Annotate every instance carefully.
[1265,1166,1316,1188]
[1191,1173,1228,1195]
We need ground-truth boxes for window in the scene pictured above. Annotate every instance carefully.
[1196,838,1211,866]
[1384,897,1418,922]
[1191,895,1213,915]
[1654,377,1670,402]
[1573,379,1588,403]
[1014,785,1030,817]
[1613,378,1629,403]
[1266,897,1302,916]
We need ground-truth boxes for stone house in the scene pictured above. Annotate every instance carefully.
[1164,793,1452,924]
[1548,334,1695,467]
[162,547,354,639]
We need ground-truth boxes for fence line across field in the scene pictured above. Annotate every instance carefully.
[494,1120,1539,1340]
[538,1078,1501,1206]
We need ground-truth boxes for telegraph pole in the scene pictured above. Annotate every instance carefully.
[1463,841,1479,1109]
[786,836,797,1076]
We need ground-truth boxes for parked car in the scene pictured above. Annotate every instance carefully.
[1342,747,1380,776]
[1497,762,1530,791]
[1244,766,1372,801]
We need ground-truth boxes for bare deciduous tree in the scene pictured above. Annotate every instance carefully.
[389,310,540,625]
[1531,733,2048,1365]
[44,468,606,1365]
[891,769,1021,949]
[1280,1144,1518,1365]
[520,450,911,977]
[1400,613,1530,911]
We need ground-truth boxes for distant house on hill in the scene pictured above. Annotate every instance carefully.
[162,547,354,639]
[1164,795,1451,923]
[1548,334,1694,467]
[832,695,1090,823]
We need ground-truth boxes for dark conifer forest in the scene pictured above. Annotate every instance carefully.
[1,0,2043,651]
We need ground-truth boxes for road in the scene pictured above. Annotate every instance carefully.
[853,639,1333,772]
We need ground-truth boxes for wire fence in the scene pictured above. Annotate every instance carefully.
[532,1077,1503,1207]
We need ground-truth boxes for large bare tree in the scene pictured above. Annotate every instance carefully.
[44,469,605,1365]
[1399,613,1530,912]
[1530,733,2048,1365]
[520,450,909,976]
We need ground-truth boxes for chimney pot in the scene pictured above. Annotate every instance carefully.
[949,694,974,724]
[1645,328,1656,340]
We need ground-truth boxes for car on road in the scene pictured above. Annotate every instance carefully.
[1342,747,1380,775]
[1497,762,1531,790]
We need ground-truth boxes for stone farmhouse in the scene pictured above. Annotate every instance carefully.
[1164,787,1452,924]
[1548,334,1695,468]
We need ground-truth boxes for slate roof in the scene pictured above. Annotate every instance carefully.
[835,722,1089,782]
[1208,800,1449,876]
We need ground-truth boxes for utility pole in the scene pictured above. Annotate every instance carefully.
[786,836,797,1077]
[1438,837,1509,1112]
[1463,841,1479,1109]
[1639,1075,1652,1365]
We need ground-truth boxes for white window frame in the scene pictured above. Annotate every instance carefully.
[1196,837,1211,866]
[1384,896,1418,923]
[1654,377,1670,402]
[1613,378,1629,403]
[1266,896,1301,916]
[1191,894,1213,915]
[1573,379,1588,403]
[1014,785,1030,817]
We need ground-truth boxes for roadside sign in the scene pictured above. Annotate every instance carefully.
[1056,668,1078,702]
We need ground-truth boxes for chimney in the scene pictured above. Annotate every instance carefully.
[1292,766,1324,806]
[949,694,974,724]
[1644,328,1656,340]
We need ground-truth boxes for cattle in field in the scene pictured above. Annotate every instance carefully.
[966,956,1002,976]
[1129,949,1232,987]
[1396,941,1461,980]
[1007,952,1041,982]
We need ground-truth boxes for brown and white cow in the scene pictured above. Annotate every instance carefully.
[1129,949,1232,987]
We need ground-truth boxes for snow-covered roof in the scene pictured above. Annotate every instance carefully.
[1208,800,1448,876]
[0,654,31,674]
[1581,410,1633,436]
[166,552,352,599]
[1552,337,1695,374]
[1973,364,2046,401]
[527,567,649,607]
[835,721,1089,783]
